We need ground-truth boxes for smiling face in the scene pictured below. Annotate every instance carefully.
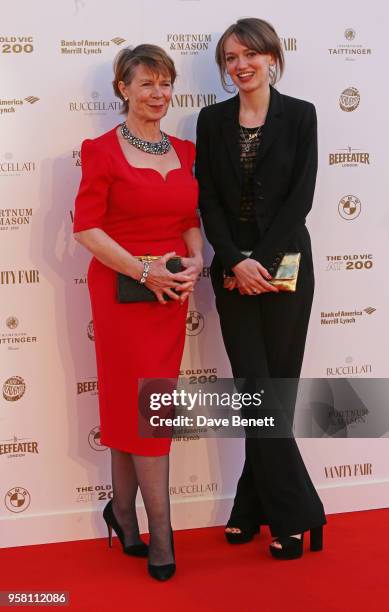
[119,63,173,123]
[223,34,274,94]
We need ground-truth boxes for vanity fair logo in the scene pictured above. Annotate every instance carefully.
[338,195,361,220]
[0,435,39,459]
[326,356,372,377]
[0,152,36,176]
[279,37,297,51]
[325,254,373,272]
[77,377,98,396]
[169,474,218,497]
[68,91,121,115]
[329,146,370,168]
[75,483,112,503]
[88,426,107,451]
[0,270,40,284]
[328,29,372,61]
[0,208,33,231]
[186,311,204,336]
[5,487,31,513]
[167,33,211,54]
[3,376,26,401]
[87,320,94,341]
[320,307,376,326]
[339,87,360,112]
[0,95,39,115]
[324,463,372,478]
[60,36,126,55]
[0,36,34,54]
[1,316,38,351]
[170,93,216,109]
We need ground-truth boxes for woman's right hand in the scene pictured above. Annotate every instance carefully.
[145,252,194,305]
[232,258,279,296]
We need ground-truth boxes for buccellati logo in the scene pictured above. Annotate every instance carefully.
[339,87,360,112]
[5,487,31,513]
[88,426,107,451]
[3,376,26,401]
[87,320,94,341]
[186,311,204,336]
[68,91,121,115]
[326,356,372,377]
[338,195,361,220]
[0,152,36,177]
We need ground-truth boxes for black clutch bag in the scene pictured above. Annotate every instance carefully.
[117,256,183,303]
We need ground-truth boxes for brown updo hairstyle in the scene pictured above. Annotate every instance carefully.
[112,44,177,114]
[215,18,285,92]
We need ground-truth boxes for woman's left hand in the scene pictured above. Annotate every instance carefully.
[178,255,203,303]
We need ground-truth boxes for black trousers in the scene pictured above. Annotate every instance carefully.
[211,246,326,537]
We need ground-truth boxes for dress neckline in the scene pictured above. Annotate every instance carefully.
[112,125,183,182]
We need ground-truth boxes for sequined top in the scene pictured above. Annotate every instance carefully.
[237,125,262,250]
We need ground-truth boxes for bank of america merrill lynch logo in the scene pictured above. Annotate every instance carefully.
[24,96,39,104]
[111,37,125,45]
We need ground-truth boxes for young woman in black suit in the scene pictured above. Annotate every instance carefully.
[196,18,326,559]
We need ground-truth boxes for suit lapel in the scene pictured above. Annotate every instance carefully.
[256,86,285,166]
[221,95,241,184]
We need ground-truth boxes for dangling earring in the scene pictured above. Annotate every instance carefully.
[269,63,276,84]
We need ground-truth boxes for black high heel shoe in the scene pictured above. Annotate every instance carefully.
[148,529,176,581]
[269,526,323,560]
[103,499,148,558]
[224,524,260,544]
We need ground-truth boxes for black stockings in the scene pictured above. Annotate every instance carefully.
[110,449,173,565]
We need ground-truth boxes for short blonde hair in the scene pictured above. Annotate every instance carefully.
[215,18,284,91]
[112,44,177,114]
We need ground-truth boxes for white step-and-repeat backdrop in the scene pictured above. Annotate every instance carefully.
[1,0,388,547]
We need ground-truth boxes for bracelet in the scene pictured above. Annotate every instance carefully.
[139,260,150,284]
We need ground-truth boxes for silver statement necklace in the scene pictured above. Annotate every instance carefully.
[120,122,171,155]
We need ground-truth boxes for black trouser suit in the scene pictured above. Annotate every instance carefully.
[196,86,326,537]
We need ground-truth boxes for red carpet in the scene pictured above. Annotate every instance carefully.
[1,509,387,611]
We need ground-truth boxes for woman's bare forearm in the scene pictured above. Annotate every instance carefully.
[182,227,203,260]
[74,228,142,279]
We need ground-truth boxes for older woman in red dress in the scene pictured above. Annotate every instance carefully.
[73,45,202,581]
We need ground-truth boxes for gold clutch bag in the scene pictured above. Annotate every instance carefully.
[269,253,301,292]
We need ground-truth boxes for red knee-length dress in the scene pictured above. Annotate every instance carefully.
[73,127,200,455]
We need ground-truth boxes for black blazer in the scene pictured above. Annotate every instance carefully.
[195,85,318,275]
